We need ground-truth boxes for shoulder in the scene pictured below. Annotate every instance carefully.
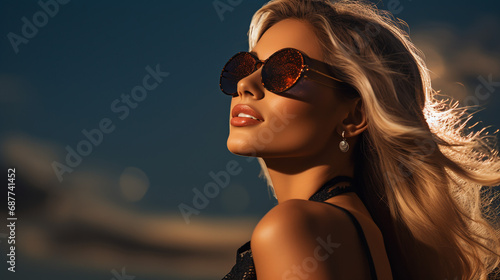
[251,199,371,279]
[252,199,352,242]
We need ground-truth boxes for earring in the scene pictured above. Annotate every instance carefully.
[339,131,349,153]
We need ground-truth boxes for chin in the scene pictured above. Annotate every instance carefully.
[226,136,258,157]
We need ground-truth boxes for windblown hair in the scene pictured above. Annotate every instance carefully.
[248,0,500,279]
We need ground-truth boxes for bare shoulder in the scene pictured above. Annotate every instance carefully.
[251,198,373,280]
[251,198,354,242]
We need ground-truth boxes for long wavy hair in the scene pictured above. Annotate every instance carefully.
[247,0,500,279]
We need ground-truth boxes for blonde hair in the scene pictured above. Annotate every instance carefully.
[247,0,500,279]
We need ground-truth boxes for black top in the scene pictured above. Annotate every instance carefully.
[220,176,378,280]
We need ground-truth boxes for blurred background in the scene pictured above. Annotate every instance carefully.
[0,0,499,279]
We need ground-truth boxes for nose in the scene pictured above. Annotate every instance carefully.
[236,64,265,100]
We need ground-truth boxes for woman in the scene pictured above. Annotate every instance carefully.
[218,0,500,279]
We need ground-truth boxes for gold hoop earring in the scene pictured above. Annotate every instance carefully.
[339,131,349,153]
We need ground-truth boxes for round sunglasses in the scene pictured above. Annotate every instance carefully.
[219,47,344,96]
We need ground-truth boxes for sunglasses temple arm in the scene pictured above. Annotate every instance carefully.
[303,75,339,89]
[306,67,344,83]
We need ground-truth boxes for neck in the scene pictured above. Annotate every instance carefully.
[262,143,354,204]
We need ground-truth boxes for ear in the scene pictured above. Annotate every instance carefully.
[338,97,367,138]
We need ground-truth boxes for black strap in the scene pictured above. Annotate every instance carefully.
[308,176,377,280]
[317,201,378,280]
[308,175,356,202]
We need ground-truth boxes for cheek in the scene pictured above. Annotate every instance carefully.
[227,90,341,157]
[266,97,337,155]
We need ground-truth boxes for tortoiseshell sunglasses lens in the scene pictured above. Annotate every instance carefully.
[220,52,256,95]
[262,48,303,93]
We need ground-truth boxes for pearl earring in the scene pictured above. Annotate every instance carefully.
[339,131,349,152]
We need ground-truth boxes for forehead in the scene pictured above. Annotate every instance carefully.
[251,18,324,61]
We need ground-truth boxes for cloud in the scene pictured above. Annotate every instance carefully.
[412,16,500,102]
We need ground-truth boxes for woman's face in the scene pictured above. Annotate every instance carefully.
[227,18,351,158]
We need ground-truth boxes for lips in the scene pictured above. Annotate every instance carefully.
[231,104,264,127]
